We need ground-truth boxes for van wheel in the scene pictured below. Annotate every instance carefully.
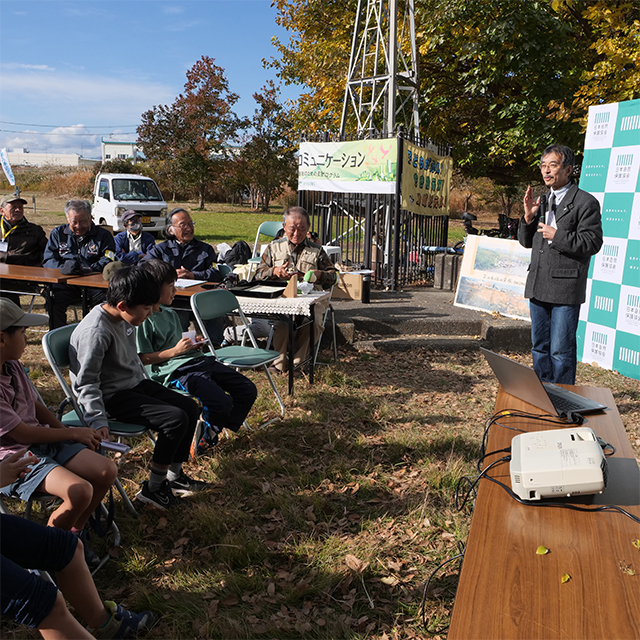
[99,218,107,225]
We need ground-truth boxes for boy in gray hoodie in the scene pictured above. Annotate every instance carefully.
[69,265,206,510]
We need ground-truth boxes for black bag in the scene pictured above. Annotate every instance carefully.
[223,240,252,267]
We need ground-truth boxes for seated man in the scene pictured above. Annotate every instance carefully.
[43,199,116,328]
[143,207,224,343]
[255,206,338,372]
[0,193,48,307]
[114,210,155,265]
[1,450,158,639]
[137,260,257,454]
[69,265,204,510]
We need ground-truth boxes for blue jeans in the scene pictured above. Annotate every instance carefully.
[529,299,580,384]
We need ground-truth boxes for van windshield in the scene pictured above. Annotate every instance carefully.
[112,179,162,202]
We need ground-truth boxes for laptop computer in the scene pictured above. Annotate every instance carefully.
[480,348,608,416]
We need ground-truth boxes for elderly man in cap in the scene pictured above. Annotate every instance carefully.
[43,199,116,328]
[0,194,47,307]
[114,210,156,265]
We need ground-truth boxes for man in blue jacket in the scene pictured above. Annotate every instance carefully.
[518,145,603,384]
[43,199,116,328]
[114,210,155,265]
[143,207,224,341]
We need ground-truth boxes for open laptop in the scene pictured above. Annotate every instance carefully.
[481,348,608,416]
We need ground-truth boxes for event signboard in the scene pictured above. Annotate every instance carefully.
[577,98,640,381]
[400,140,452,216]
[298,139,397,194]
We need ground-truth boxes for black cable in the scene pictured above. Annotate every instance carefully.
[455,456,511,512]
[420,540,465,635]
[483,473,640,524]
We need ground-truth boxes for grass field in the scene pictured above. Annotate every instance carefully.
[7,193,472,248]
[3,318,639,639]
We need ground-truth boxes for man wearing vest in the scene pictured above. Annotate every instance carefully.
[256,207,338,372]
[518,144,603,384]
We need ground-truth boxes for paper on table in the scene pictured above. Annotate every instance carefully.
[175,278,206,288]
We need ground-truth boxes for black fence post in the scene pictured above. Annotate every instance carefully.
[391,133,404,291]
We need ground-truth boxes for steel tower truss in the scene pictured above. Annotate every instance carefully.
[340,0,419,138]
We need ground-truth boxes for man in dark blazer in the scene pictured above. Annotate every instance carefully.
[518,144,603,384]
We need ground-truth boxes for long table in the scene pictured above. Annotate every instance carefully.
[0,263,71,326]
[67,273,329,395]
[448,385,640,639]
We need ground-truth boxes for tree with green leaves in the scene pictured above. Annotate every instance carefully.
[240,81,297,211]
[137,56,246,209]
[271,0,640,187]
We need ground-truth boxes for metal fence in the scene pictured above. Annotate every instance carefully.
[298,130,451,289]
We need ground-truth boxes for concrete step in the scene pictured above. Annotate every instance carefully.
[354,335,483,353]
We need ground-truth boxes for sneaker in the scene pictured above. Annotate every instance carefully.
[169,471,211,496]
[135,480,181,510]
[192,424,220,457]
[78,529,101,570]
[89,600,158,639]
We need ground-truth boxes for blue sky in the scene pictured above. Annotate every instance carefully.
[0,0,301,158]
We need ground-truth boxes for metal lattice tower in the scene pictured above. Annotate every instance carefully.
[340,0,419,138]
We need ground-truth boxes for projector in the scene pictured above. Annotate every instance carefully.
[510,427,608,501]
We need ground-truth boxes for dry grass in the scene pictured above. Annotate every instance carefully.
[4,317,639,639]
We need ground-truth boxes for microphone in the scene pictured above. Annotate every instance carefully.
[538,193,547,224]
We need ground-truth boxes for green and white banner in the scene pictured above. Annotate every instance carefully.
[577,98,640,381]
[298,139,398,194]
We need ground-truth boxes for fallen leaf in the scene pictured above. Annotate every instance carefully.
[632,539,640,550]
[619,561,636,575]
[345,554,369,573]
[381,576,399,586]
[207,600,219,618]
[561,573,571,583]
[267,582,276,596]
[536,545,550,555]
[221,594,239,606]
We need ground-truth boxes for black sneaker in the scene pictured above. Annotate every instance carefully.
[169,471,211,496]
[88,600,158,639]
[135,480,181,510]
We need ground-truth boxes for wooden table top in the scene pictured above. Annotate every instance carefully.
[0,263,70,284]
[448,386,640,640]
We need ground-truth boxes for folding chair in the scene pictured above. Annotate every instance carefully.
[190,289,285,429]
[42,325,152,517]
[247,220,283,280]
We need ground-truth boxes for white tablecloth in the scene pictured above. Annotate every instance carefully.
[237,291,330,317]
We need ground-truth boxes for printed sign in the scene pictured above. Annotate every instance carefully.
[453,235,531,320]
[577,98,640,381]
[298,139,397,194]
[400,140,452,216]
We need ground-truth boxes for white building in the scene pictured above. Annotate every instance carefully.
[101,138,139,162]
[6,149,97,168]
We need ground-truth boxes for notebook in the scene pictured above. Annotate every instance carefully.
[480,348,608,416]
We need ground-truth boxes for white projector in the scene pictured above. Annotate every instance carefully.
[510,427,608,501]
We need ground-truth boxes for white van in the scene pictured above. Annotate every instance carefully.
[92,173,168,235]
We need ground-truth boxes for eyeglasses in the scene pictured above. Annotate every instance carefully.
[172,221,195,229]
[540,162,562,171]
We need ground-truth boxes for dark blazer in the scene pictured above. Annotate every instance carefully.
[518,182,602,305]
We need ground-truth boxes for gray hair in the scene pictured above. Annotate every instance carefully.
[541,145,575,169]
[282,206,310,227]
[163,207,189,240]
[64,199,92,218]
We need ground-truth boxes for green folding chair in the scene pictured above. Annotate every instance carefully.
[190,289,285,429]
[247,220,283,279]
[42,325,153,517]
